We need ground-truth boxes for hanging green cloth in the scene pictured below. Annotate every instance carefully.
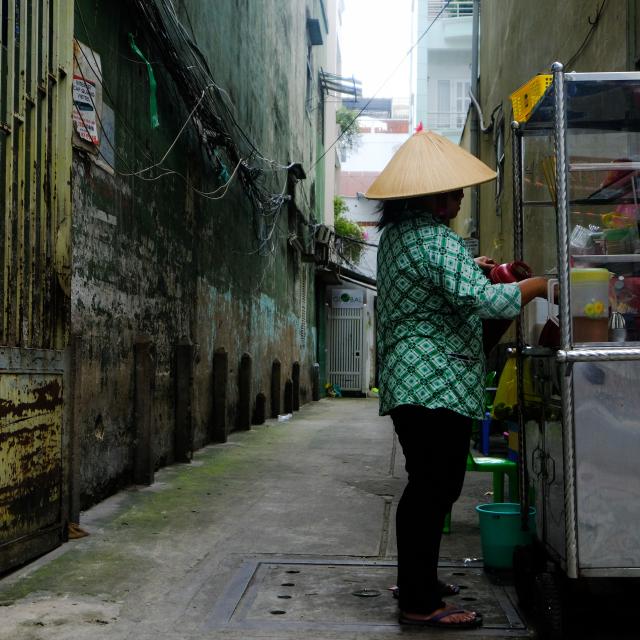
[128,33,160,129]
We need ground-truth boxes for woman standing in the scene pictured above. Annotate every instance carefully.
[368,130,547,629]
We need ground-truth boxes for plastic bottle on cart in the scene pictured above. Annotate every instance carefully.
[570,268,610,342]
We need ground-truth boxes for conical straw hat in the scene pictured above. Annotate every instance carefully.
[364,130,496,200]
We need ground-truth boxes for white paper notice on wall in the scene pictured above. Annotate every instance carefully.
[331,288,365,308]
[72,40,102,148]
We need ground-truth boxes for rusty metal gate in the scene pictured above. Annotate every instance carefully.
[0,0,73,572]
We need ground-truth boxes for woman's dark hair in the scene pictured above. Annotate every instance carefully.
[377,194,444,230]
[376,198,419,230]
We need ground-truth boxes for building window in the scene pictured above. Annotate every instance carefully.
[437,79,451,127]
[436,79,470,129]
[454,80,471,127]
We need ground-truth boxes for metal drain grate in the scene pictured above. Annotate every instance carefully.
[205,558,530,636]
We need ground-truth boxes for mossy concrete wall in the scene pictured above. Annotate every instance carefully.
[71,0,330,507]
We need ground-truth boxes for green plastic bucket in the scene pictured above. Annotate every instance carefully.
[476,503,536,569]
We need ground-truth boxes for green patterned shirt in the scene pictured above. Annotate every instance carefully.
[377,213,521,419]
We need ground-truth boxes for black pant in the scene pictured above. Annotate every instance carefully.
[391,405,472,614]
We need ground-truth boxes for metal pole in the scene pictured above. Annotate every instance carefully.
[553,65,572,352]
[552,61,579,579]
[512,121,529,530]
[512,122,524,263]
[470,0,480,240]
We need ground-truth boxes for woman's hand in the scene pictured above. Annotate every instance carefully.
[474,255,497,273]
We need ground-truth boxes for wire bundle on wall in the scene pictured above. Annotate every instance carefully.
[123,0,295,247]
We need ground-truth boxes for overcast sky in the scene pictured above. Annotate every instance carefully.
[339,0,413,99]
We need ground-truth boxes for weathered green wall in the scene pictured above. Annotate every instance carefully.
[71,0,328,506]
[467,0,634,265]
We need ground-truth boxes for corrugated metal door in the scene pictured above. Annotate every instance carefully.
[327,307,364,392]
[0,0,73,572]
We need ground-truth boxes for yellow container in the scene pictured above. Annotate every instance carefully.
[571,268,610,342]
[510,74,553,123]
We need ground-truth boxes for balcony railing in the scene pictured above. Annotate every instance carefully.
[427,0,474,19]
[427,111,468,129]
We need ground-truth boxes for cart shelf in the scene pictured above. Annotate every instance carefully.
[511,67,640,603]
[572,254,640,263]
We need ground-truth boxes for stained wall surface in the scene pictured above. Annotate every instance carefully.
[71,0,329,506]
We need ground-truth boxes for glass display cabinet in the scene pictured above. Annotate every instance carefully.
[511,62,640,636]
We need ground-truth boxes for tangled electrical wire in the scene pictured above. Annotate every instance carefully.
[128,0,293,248]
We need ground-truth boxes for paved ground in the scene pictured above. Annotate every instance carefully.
[0,397,629,639]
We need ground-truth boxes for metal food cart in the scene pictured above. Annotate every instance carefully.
[511,62,640,638]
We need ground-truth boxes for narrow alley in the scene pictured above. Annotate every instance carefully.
[0,398,528,640]
[4,2,640,638]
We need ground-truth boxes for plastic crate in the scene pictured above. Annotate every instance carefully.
[509,74,552,123]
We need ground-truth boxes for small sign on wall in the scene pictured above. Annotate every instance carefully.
[72,40,102,148]
[331,288,364,308]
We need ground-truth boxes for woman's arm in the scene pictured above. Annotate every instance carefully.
[415,227,548,318]
[517,276,548,306]
[419,233,521,319]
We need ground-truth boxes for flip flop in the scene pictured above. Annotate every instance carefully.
[390,582,461,599]
[399,608,483,629]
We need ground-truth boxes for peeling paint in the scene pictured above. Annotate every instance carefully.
[0,374,63,541]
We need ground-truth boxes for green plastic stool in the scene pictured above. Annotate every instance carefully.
[467,454,519,503]
[443,454,519,534]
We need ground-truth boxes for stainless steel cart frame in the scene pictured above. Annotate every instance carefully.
[512,63,640,581]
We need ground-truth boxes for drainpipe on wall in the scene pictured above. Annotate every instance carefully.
[470,0,481,243]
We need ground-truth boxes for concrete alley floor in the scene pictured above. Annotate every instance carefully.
[0,398,561,639]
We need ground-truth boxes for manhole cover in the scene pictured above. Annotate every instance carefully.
[206,557,530,635]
